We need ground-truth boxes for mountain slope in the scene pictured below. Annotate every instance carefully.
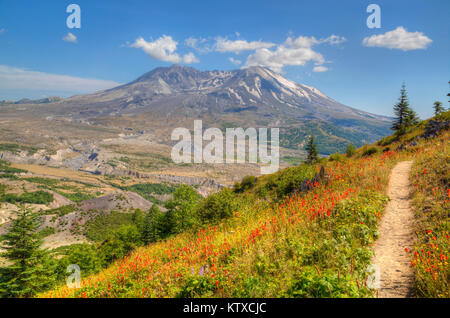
[40,112,449,299]
[50,65,391,154]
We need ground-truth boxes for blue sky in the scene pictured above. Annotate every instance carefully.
[0,0,448,118]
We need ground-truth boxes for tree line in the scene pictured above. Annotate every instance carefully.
[304,82,449,163]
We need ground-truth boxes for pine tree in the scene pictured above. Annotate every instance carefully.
[0,208,55,297]
[405,107,419,126]
[305,136,318,164]
[392,84,418,131]
[433,101,444,116]
[142,205,164,244]
[448,81,450,104]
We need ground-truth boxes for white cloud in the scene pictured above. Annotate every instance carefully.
[185,37,200,48]
[320,34,347,45]
[63,32,77,43]
[130,35,199,63]
[362,26,432,51]
[0,65,121,93]
[244,34,343,73]
[182,52,199,64]
[313,65,328,72]
[214,37,275,53]
[284,34,346,48]
[185,37,212,53]
[229,57,242,66]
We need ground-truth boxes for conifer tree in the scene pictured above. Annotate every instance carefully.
[305,135,318,164]
[142,205,164,244]
[392,84,418,131]
[433,101,444,116]
[0,208,55,297]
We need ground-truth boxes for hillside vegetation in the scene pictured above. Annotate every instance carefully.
[39,111,448,298]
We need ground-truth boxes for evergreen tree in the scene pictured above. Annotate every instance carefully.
[131,208,145,233]
[142,205,165,244]
[305,136,318,164]
[405,107,419,126]
[448,81,450,104]
[0,208,55,297]
[164,185,201,234]
[392,84,418,131]
[433,101,445,116]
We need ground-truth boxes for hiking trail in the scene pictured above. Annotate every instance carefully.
[372,160,415,298]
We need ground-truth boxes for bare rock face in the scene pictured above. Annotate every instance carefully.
[78,191,153,212]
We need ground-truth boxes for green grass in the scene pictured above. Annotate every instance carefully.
[55,191,96,203]
[110,182,176,204]
[0,160,27,174]
[23,177,60,187]
[84,211,135,242]
[0,190,54,204]
[0,143,38,155]
[281,156,305,166]
[0,173,19,180]
[37,227,55,239]
[42,204,77,217]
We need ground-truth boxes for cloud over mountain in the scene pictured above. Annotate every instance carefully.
[362,27,432,51]
[214,37,275,53]
[130,35,199,63]
[244,35,344,73]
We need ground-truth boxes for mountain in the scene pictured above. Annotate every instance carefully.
[18,65,393,154]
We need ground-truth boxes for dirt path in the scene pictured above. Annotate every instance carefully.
[372,161,415,298]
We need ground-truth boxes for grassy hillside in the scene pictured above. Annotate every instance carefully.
[41,112,449,298]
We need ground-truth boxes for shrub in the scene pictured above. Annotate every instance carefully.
[0,191,54,204]
[377,135,398,147]
[124,183,175,203]
[237,176,257,193]
[345,144,356,157]
[99,225,142,266]
[286,268,367,298]
[56,244,103,280]
[84,211,135,242]
[43,204,77,216]
[275,165,315,198]
[38,227,55,238]
[329,153,343,162]
[362,147,378,157]
[178,276,218,298]
[164,185,201,234]
[200,188,238,223]
[56,191,95,202]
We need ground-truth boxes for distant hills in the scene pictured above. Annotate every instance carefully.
[5,65,393,154]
